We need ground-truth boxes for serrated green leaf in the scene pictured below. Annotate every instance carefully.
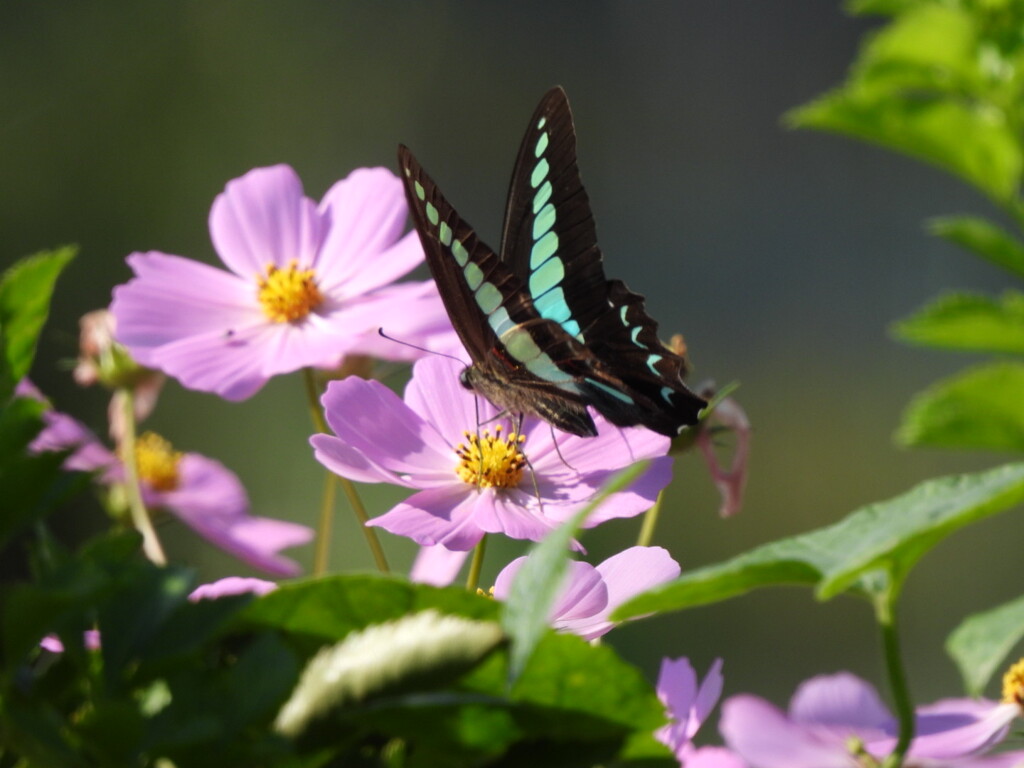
[502,462,647,684]
[897,362,1024,451]
[947,593,1024,696]
[789,90,1021,203]
[891,291,1024,353]
[930,215,1024,280]
[0,246,76,400]
[615,463,1024,619]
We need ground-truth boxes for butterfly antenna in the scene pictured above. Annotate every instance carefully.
[376,328,466,365]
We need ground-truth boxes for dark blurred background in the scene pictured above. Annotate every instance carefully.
[2,1,1020,711]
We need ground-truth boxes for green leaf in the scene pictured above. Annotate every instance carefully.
[0,397,87,550]
[501,462,648,684]
[0,246,76,400]
[240,574,501,650]
[897,362,1024,451]
[855,5,979,89]
[947,593,1024,696]
[789,90,1022,204]
[929,215,1024,280]
[615,463,1024,619]
[891,291,1024,354]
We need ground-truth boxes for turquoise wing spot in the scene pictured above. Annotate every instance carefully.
[532,180,552,214]
[537,116,547,129]
[532,202,556,241]
[534,131,549,158]
[529,253,565,295]
[426,202,439,225]
[452,240,470,267]
[531,158,549,188]
[630,326,642,345]
[504,327,544,362]
[647,354,662,376]
[619,306,629,326]
[464,261,484,291]
[534,287,582,338]
[414,181,425,201]
[530,230,559,269]
[587,379,635,405]
[660,386,675,403]
[475,281,502,314]
[439,221,452,246]
[490,306,516,338]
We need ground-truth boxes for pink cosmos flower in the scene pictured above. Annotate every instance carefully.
[29,407,311,577]
[311,356,673,551]
[111,164,458,401]
[492,546,681,641]
[719,671,1024,768]
[656,657,745,767]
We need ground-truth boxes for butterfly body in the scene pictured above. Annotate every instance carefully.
[399,87,706,438]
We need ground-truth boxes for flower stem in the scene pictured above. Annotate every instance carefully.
[466,536,487,592]
[877,588,914,768]
[117,388,166,565]
[303,368,389,575]
[636,488,666,547]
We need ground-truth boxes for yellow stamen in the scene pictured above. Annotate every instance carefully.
[1001,658,1024,707]
[476,586,496,599]
[455,425,527,489]
[135,431,183,492]
[256,259,324,323]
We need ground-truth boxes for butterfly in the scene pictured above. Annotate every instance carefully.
[398,86,706,438]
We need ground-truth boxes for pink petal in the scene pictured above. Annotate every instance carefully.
[472,490,562,542]
[334,281,462,363]
[151,454,311,576]
[316,167,418,293]
[403,356,494,446]
[111,252,259,361]
[697,396,751,518]
[876,699,1019,761]
[685,746,748,768]
[789,673,893,733]
[720,695,853,768]
[189,577,277,601]
[409,545,469,587]
[597,546,681,617]
[209,165,324,278]
[366,485,484,550]
[317,376,453,481]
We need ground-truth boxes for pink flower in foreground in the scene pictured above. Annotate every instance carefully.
[719,669,1024,768]
[111,164,457,401]
[311,356,673,551]
[657,657,745,767]
[30,408,311,577]
[493,546,680,641]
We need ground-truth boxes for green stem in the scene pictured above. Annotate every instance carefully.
[117,389,167,565]
[465,536,487,592]
[312,466,337,576]
[877,588,914,768]
[303,368,389,574]
[636,488,666,547]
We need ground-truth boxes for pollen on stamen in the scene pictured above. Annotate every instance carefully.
[256,259,324,323]
[135,431,183,492]
[1001,657,1024,707]
[454,424,527,489]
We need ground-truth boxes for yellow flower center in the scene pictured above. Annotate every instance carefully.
[136,431,183,492]
[256,259,324,323]
[1001,657,1024,707]
[455,425,526,489]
